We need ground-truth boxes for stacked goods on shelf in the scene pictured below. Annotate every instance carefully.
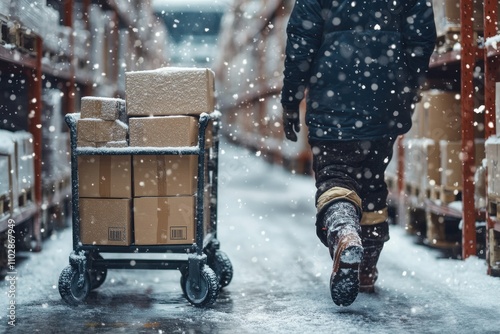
[213,0,312,173]
[41,89,71,189]
[7,0,46,53]
[486,136,500,271]
[126,67,214,245]
[0,130,35,226]
[0,132,15,222]
[77,96,132,246]
[12,131,35,208]
[403,89,486,246]
[40,89,72,233]
[431,0,485,53]
[483,82,500,272]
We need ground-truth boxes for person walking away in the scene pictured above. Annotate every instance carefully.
[281,0,436,306]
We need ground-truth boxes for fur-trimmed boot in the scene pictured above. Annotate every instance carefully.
[324,201,363,306]
[359,221,389,293]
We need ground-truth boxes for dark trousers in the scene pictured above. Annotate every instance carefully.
[310,137,396,241]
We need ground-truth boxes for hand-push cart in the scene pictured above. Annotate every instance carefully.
[58,111,232,307]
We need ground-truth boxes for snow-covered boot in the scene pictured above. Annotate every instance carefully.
[359,221,389,293]
[324,201,363,307]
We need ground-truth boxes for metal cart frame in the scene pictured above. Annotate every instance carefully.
[58,111,232,307]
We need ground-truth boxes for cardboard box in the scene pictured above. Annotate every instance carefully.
[80,198,131,245]
[77,119,127,145]
[422,90,462,142]
[440,140,485,189]
[133,196,195,245]
[486,137,500,197]
[78,155,132,198]
[133,155,198,196]
[80,96,126,121]
[432,0,484,36]
[126,67,215,116]
[129,116,198,147]
[404,138,440,191]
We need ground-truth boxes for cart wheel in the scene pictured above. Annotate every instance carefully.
[89,254,107,290]
[183,265,219,307]
[214,250,233,288]
[58,265,91,306]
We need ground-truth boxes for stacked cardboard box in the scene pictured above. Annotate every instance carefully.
[77,96,132,246]
[403,90,485,196]
[126,67,215,245]
[77,97,127,148]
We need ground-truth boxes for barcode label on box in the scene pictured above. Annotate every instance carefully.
[108,227,126,241]
[170,226,187,240]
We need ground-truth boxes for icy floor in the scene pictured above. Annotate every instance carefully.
[1,139,500,333]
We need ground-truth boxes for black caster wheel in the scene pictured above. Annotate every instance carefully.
[214,250,233,288]
[58,265,91,306]
[182,265,219,307]
[89,254,107,290]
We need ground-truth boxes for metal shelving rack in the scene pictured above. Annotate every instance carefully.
[393,0,497,269]
[483,0,500,275]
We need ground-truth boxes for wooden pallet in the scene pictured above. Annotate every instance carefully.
[18,186,34,207]
[424,211,461,250]
[487,196,500,220]
[0,195,10,216]
[435,26,481,54]
[0,21,37,55]
[429,185,461,204]
[17,28,38,55]
[404,206,427,239]
[488,229,500,273]
[405,182,422,200]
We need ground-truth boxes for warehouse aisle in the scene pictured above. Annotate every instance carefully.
[1,140,500,334]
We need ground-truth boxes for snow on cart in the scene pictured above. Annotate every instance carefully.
[58,67,233,307]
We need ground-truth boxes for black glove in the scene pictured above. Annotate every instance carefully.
[283,108,301,142]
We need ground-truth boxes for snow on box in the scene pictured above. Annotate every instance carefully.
[80,96,126,121]
[125,67,215,116]
[129,115,198,147]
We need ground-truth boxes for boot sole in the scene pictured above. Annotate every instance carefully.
[330,245,363,306]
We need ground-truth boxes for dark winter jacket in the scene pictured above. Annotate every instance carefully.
[281,0,436,141]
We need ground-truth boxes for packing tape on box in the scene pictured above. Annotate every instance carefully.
[158,197,170,243]
[99,155,111,197]
[156,157,167,195]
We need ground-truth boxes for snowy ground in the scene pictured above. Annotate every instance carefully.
[1,139,500,333]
